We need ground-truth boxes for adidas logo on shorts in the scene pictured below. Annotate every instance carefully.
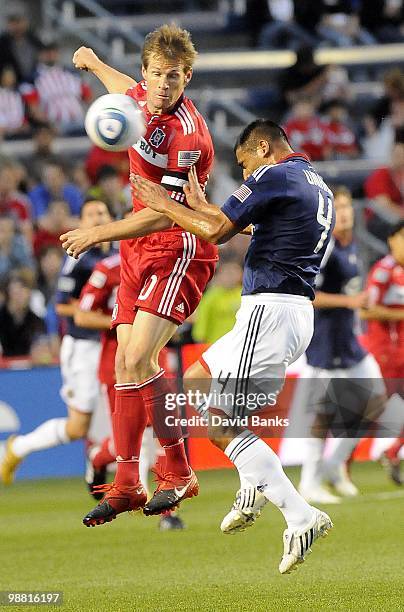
[175,302,185,313]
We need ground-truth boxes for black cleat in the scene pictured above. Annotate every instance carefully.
[83,483,147,527]
[83,500,118,527]
[143,468,199,516]
[159,512,185,531]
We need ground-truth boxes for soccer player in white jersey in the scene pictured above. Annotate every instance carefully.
[132,119,335,574]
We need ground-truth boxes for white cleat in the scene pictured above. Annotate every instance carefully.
[279,507,333,574]
[328,465,359,497]
[220,486,268,534]
[299,485,341,505]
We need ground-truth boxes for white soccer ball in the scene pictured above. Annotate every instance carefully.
[84,93,146,152]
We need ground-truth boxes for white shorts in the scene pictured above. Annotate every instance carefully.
[293,353,386,424]
[202,293,314,417]
[60,335,102,414]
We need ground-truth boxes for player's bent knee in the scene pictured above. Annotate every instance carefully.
[66,408,91,439]
[124,348,157,381]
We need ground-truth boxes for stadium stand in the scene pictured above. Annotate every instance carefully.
[0,0,402,357]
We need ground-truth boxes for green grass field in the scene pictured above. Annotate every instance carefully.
[1,463,403,612]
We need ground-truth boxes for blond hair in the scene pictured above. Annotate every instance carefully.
[142,24,197,73]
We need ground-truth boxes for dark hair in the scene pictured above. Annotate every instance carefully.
[96,164,118,182]
[32,121,54,135]
[80,198,114,219]
[235,119,290,153]
[388,220,404,239]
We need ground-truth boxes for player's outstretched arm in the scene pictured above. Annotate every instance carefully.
[360,304,404,321]
[72,46,136,94]
[60,209,173,258]
[132,167,240,244]
[314,291,369,310]
[74,309,111,330]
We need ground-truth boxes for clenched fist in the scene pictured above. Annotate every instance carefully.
[72,46,100,72]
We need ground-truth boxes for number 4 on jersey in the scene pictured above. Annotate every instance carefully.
[314,191,333,253]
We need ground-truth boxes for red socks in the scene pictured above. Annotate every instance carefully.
[138,371,191,478]
[113,384,148,487]
[92,437,115,469]
[385,436,404,461]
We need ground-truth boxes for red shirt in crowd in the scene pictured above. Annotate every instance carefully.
[85,145,130,185]
[364,167,404,208]
[0,192,31,223]
[284,116,330,161]
[362,254,404,377]
[325,120,358,157]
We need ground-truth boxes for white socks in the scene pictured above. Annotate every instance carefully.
[11,418,70,458]
[225,431,314,531]
[299,437,326,491]
[324,438,359,480]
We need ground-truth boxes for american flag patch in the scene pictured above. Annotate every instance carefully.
[177,150,201,167]
[232,184,252,202]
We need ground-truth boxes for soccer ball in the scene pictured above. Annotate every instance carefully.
[84,93,146,152]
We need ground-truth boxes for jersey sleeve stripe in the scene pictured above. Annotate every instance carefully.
[175,107,190,135]
[79,293,95,311]
[181,105,196,133]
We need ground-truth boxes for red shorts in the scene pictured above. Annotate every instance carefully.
[112,231,218,327]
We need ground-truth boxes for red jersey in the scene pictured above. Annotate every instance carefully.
[79,253,120,385]
[125,81,217,255]
[363,255,404,374]
[364,167,404,208]
[284,117,330,161]
[325,120,358,157]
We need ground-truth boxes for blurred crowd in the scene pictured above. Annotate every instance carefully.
[0,1,403,363]
[233,0,404,48]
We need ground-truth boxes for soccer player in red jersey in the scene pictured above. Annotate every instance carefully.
[75,251,121,496]
[61,25,219,525]
[361,221,404,484]
[76,253,186,529]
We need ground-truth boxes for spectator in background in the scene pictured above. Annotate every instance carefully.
[0,216,34,285]
[192,261,242,344]
[28,123,66,185]
[23,41,93,135]
[87,165,131,219]
[85,144,130,185]
[284,99,330,161]
[71,161,91,194]
[0,162,32,241]
[33,200,77,257]
[0,66,32,140]
[29,161,83,220]
[360,0,404,44]
[0,3,41,83]
[370,69,404,130]
[0,274,45,358]
[36,245,64,307]
[294,0,375,47]
[322,99,359,159]
[365,141,404,239]
[278,46,329,109]
[362,69,404,161]
[254,0,318,50]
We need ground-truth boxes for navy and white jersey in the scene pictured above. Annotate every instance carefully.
[221,154,335,300]
[306,237,367,369]
[56,246,117,340]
